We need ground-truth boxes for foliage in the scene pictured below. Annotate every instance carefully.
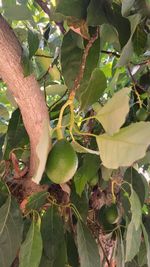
[0,0,150,266]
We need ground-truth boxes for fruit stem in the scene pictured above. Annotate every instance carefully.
[69,102,75,141]
[56,99,72,139]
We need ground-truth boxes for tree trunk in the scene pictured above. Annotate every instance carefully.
[0,15,51,184]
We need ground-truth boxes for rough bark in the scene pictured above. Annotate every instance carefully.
[0,15,51,184]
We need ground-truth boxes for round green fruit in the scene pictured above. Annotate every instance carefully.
[98,204,118,225]
[46,139,78,184]
[136,107,148,121]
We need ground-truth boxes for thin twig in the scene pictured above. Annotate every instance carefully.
[35,54,53,59]
[101,50,120,58]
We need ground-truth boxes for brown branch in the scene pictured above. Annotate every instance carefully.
[70,29,99,97]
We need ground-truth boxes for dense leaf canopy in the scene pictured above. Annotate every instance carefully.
[0,0,150,266]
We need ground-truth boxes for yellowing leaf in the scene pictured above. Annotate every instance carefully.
[95,87,131,135]
[96,122,150,169]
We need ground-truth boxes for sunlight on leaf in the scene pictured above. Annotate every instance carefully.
[95,87,131,135]
[96,122,150,169]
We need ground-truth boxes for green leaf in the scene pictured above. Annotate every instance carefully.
[56,0,89,20]
[137,241,147,267]
[0,196,23,267]
[87,0,110,26]
[66,231,79,267]
[116,232,125,267]
[77,37,100,100]
[133,25,147,56]
[124,167,149,206]
[110,3,131,48]
[46,84,67,96]
[125,222,141,262]
[96,122,150,169]
[77,221,100,267]
[61,30,83,89]
[28,29,39,59]
[4,109,29,159]
[71,186,88,221]
[26,191,49,211]
[74,154,100,196]
[80,68,107,110]
[95,87,131,135]
[41,206,66,266]
[117,14,141,67]
[101,23,120,51]
[142,223,150,267]
[19,217,43,267]
[4,4,32,20]
[129,189,142,230]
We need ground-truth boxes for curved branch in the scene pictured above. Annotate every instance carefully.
[0,15,51,184]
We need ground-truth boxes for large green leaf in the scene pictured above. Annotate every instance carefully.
[87,0,110,25]
[4,4,32,20]
[19,217,43,267]
[4,108,29,159]
[95,87,131,135]
[61,30,83,89]
[96,122,150,169]
[125,222,142,262]
[77,221,100,267]
[0,196,23,267]
[80,68,107,110]
[41,206,66,266]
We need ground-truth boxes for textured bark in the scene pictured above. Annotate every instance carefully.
[0,15,51,183]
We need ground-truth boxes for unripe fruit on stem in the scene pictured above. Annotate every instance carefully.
[46,139,78,184]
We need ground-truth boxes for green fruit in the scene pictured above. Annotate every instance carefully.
[46,139,78,184]
[98,204,118,225]
[136,107,148,121]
